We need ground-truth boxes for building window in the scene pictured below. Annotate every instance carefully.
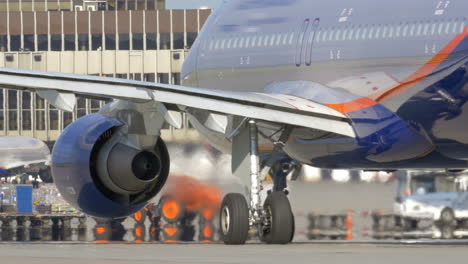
[117,0,126,10]
[116,74,128,79]
[10,35,21,51]
[63,112,73,128]
[105,34,116,50]
[35,95,45,131]
[37,34,48,51]
[173,32,184,49]
[0,90,3,131]
[128,0,136,10]
[186,32,197,48]
[49,105,59,130]
[158,73,169,84]
[130,73,141,81]
[144,73,155,82]
[77,98,86,118]
[119,34,130,50]
[146,33,157,49]
[8,90,17,131]
[172,73,181,85]
[160,33,170,49]
[22,92,31,130]
[78,34,89,50]
[147,0,155,10]
[132,33,143,50]
[90,99,101,113]
[64,34,75,51]
[51,35,62,51]
[92,34,103,50]
[24,34,35,51]
[0,35,7,52]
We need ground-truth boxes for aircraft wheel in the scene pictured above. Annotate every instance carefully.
[261,192,294,244]
[219,193,249,245]
[440,208,455,226]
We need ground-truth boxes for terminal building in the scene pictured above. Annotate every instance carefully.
[0,1,212,142]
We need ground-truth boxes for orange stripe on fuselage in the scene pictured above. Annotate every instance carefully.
[326,97,377,113]
[327,26,468,114]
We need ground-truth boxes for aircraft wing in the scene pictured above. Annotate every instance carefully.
[0,136,50,176]
[0,68,355,138]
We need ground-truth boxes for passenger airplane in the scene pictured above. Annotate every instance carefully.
[0,137,51,182]
[0,0,467,244]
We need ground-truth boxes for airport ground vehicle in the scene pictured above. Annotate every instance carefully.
[373,172,468,239]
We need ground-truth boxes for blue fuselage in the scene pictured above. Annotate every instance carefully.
[182,0,468,170]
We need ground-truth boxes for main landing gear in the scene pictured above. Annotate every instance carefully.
[220,120,295,245]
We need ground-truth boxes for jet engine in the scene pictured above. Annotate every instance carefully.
[51,102,171,218]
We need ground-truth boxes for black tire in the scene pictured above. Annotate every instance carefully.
[440,208,455,226]
[261,192,294,244]
[219,193,249,245]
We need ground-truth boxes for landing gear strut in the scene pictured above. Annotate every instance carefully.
[220,120,295,244]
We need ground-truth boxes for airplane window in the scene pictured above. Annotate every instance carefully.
[340,28,347,41]
[355,26,361,40]
[288,32,295,45]
[445,21,451,34]
[255,35,262,47]
[416,23,423,36]
[245,36,251,48]
[452,20,459,34]
[233,37,239,49]
[388,25,394,38]
[251,35,257,48]
[460,19,467,33]
[409,23,416,36]
[209,39,214,50]
[321,30,328,42]
[368,25,375,39]
[220,39,226,49]
[423,22,430,35]
[362,26,368,40]
[334,29,341,41]
[395,24,401,38]
[431,22,437,35]
[280,33,286,45]
[375,26,381,39]
[276,33,282,45]
[239,37,245,48]
[270,34,276,46]
[382,26,388,39]
[348,27,354,40]
[227,38,232,49]
[215,39,220,50]
[438,22,444,35]
[402,23,409,37]
[328,29,335,41]
[264,35,270,46]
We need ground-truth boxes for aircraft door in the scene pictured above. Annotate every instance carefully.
[295,18,320,67]
[295,19,310,67]
[305,18,320,66]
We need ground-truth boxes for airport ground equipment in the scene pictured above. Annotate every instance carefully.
[306,212,349,240]
[372,172,468,239]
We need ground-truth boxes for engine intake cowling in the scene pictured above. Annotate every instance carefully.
[51,113,170,218]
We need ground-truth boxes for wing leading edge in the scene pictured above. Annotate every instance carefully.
[0,68,356,138]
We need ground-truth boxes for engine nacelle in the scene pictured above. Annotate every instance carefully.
[51,113,170,218]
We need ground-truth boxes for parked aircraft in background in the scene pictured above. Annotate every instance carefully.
[0,137,51,182]
[0,0,467,244]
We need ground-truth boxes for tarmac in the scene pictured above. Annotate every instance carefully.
[1,241,468,264]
